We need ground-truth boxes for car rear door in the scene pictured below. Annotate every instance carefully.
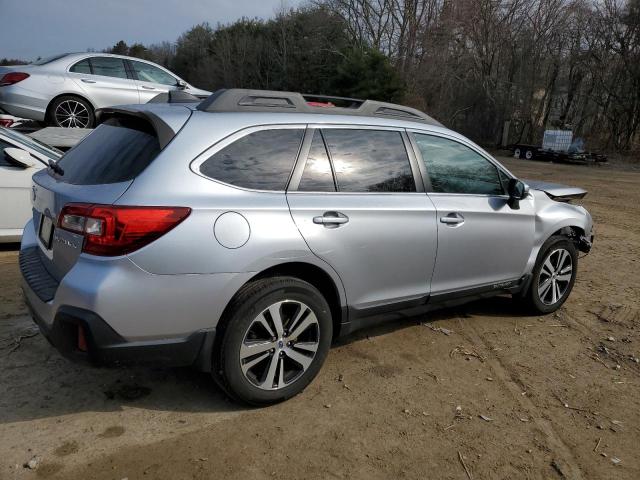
[128,60,179,103]
[68,57,139,108]
[287,126,438,316]
[408,131,536,295]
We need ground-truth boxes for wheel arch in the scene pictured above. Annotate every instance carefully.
[45,93,97,122]
[202,261,347,374]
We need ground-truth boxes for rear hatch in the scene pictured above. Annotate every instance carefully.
[31,108,185,282]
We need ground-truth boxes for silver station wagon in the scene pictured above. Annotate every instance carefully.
[20,89,593,404]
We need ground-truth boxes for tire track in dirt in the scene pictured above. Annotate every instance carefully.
[461,320,586,480]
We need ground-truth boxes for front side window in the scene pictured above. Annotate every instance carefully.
[413,134,504,195]
[131,61,176,86]
[321,129,415,193]
[298,131,335,192]
[200,129,304,191]
[89,57,128,79]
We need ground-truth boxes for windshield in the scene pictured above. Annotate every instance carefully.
[0,127,62,161]
[31,53,70,65]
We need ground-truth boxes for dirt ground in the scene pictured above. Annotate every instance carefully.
[1,156,639,480]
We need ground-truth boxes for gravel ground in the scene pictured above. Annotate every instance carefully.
[1,156,638,479]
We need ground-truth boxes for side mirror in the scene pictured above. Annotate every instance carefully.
[176,79,187,90]
[507,178,529,209]
[4,148,35,168]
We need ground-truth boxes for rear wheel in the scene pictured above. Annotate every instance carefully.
[519,235,577,314]
[525,149,534,160]
[513,148,521,159]
[48,95,94,128]
[214,277,332,405]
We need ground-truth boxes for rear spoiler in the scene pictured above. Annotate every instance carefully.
[95,107,177,149]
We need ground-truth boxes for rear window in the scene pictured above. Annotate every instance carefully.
[56,117,160,185]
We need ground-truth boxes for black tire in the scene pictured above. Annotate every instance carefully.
[519,235,578,314]
[213,276,333,405]
[47,95,95,128]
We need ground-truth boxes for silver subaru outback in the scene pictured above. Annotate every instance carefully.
[20,89,593,405]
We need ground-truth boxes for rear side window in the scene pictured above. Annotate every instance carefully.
[200,129,303,191]
[56,117,160,185]
[322,129,416,192]
[70,59,91,74]
[298,131,336,192]
[89,57,128,79]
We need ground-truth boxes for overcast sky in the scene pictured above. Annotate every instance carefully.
[0,0,303,61]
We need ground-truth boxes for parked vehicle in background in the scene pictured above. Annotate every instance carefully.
[510,129,607,164]
[0,108,39,130]
[0,53,210,128]
[0,127,61,242]
[20,89,593,405]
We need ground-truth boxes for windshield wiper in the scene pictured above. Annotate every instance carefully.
[48,159,64,176]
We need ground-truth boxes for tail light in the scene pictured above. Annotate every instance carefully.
[57,204,191,256]
[0,118,13,127]
[0,72,30,87]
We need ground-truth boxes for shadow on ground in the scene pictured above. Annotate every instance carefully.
[2,294,533,424]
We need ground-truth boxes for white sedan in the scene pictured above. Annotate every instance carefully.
[0,127,61,242]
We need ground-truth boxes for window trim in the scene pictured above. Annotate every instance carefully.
[407,129,513,198]
[189,124,307,193]
[288,124,424,195]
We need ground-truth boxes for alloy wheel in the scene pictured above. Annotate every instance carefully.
[537,248,573,305]
[54,100,90,128]
[239,300,320,390]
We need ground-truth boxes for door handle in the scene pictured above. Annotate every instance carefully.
[80,78,96,83]
[440,213,464,225]
[141,85,156,90]
[313,212,349,226]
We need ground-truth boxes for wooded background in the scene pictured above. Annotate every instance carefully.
[3,0,639,152]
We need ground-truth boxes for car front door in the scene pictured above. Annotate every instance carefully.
[409,131,536,296]
[287,127,438,317]
[129,60,179,103]
[68,57,140,108]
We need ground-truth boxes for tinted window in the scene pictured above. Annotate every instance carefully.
[322,129,415,192]
[70,59,91,74]
[56,117,160,185]
[413,134,503,195]
[90,57,128,79]
[131,61,176,86]
[200,129,303,190]
[298,131,335,192]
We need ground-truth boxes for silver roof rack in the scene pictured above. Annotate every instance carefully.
[197,89,442,126]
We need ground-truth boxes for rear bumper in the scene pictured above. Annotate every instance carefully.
[25,297,215,368]
[0,85,48,121]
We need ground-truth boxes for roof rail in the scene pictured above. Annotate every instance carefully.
[148,90,201,104]
[196,89,442,126]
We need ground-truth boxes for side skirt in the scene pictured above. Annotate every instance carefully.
[338,275,530,338]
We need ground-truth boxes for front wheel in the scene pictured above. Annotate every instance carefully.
[214,277,333,405]
[519,235,578,314]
